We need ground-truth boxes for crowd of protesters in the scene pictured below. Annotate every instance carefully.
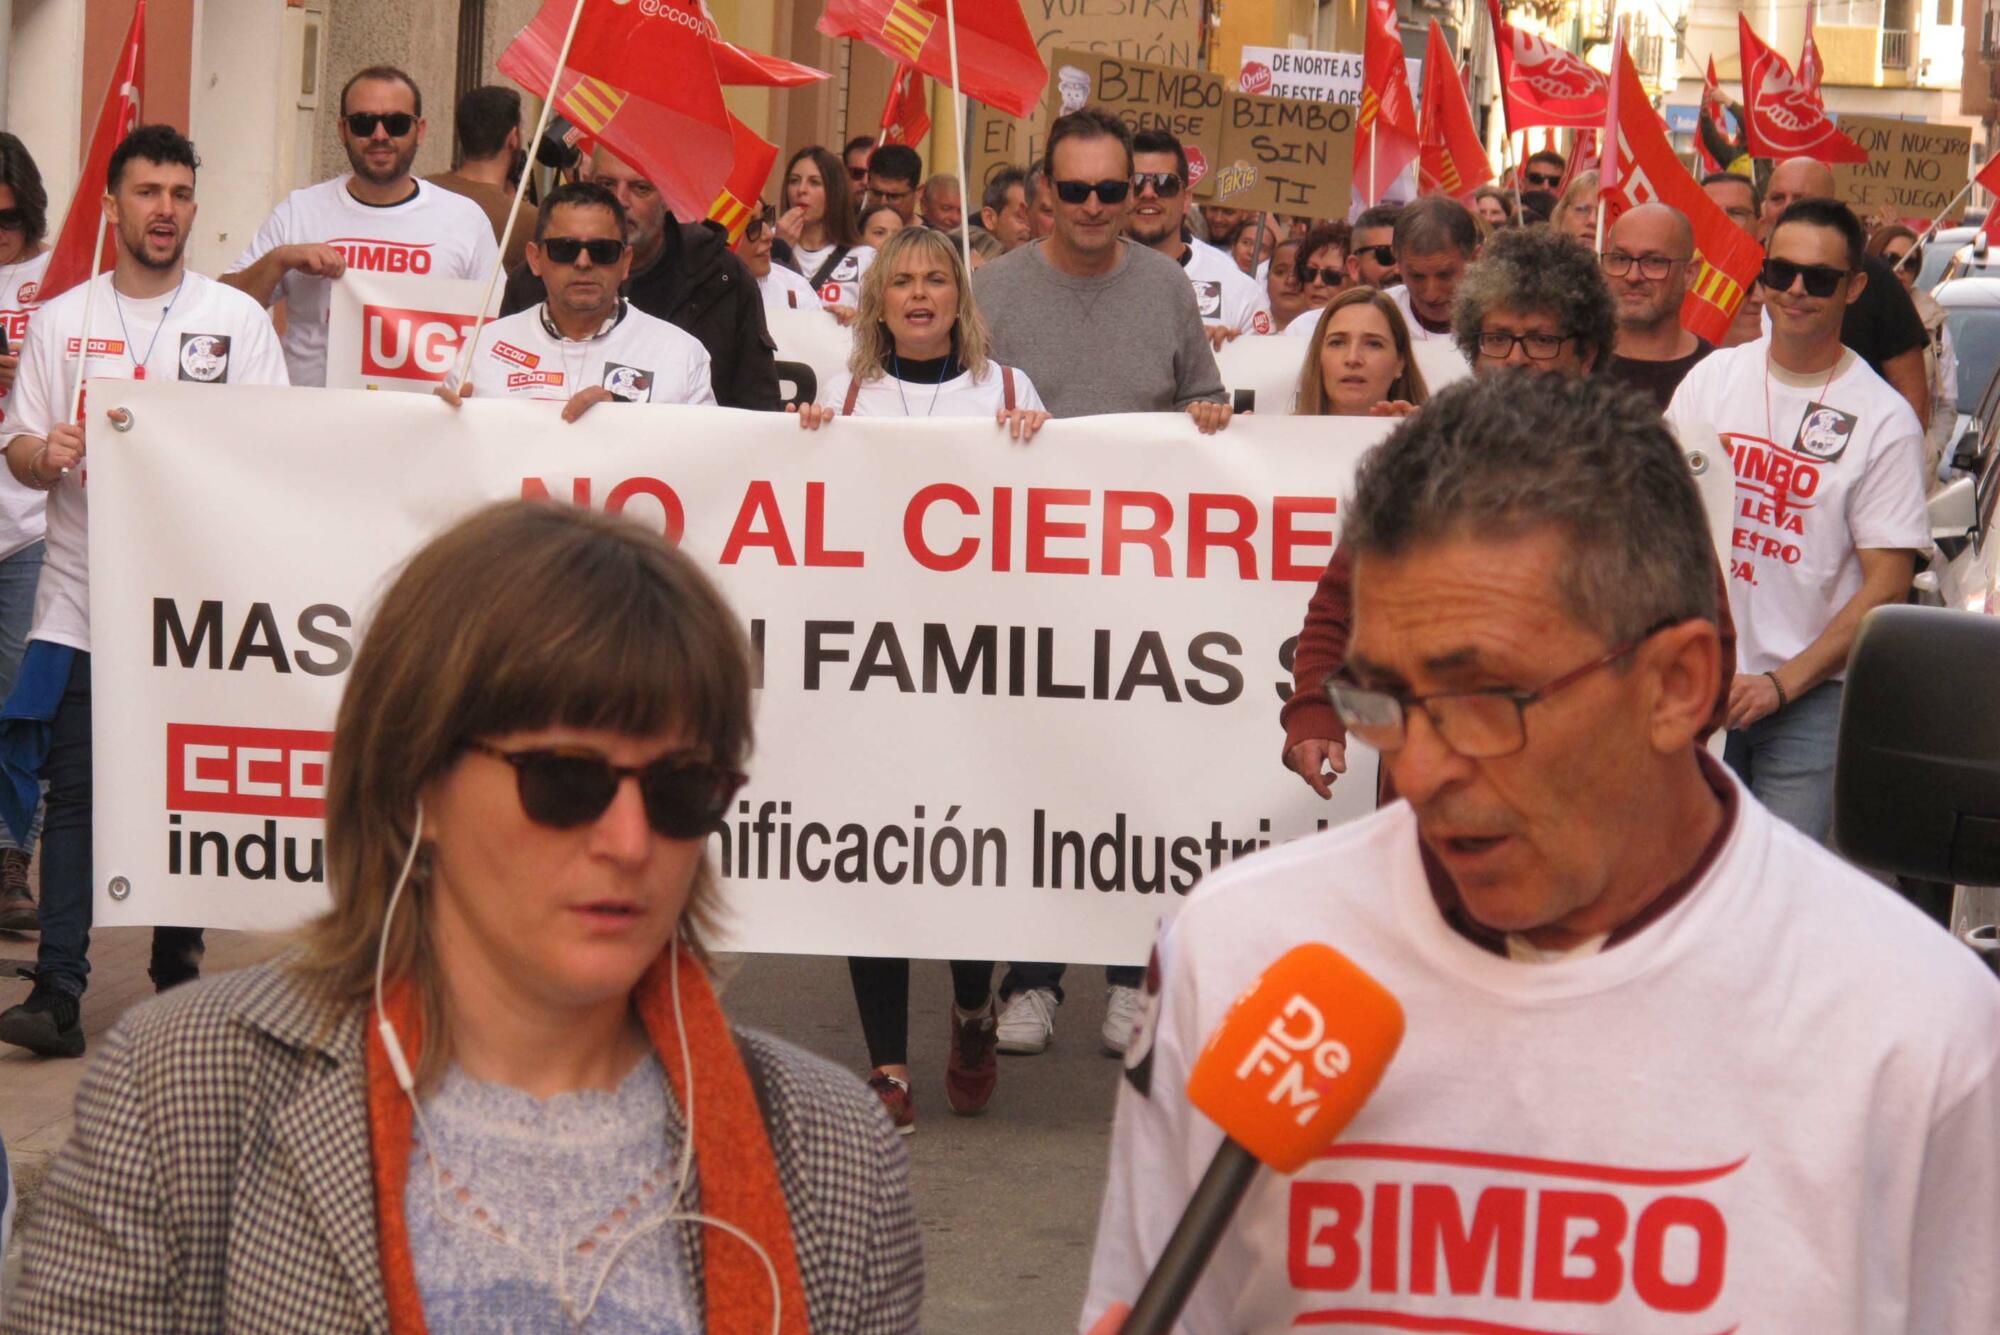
[0,52,1992,1334]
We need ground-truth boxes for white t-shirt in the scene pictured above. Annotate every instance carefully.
[1084,784,2000,1334]
[0,250,53,559]
[819,361,1047,418]
[791,244,874,308]
[1667,339,1929,677]
[1183,238,1273,336]
[1284,304,1327,338]
[229,176,499,387]
[759,265,823,315]
[3,272,289,652]
[465,303,715,406]
[1385,283,1455,343]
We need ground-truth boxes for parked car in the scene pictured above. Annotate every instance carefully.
[1920,226,1983,291]
[1923,358,2000,618]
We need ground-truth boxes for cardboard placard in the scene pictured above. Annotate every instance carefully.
[1039,49,1227,192]
[1831,115,1971,223]
[1207,92,1356,215]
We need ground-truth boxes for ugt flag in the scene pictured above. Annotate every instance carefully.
[1736,14,1866,163]
[1484,0,1608,132]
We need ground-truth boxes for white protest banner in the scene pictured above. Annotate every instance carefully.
[88,382,1387,963]
[1215,334,1471,416]
[1237,45,1421,108]
[325,271,502,392]
[764,304,854,408]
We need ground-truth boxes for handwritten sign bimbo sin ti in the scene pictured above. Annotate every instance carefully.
[1207,91,1355,215]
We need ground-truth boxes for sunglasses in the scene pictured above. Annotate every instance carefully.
[344,112,417,139]
[539,236,627,265]
[0,209,26,233]
[465,741,746,839]
[1760,258,1849,298]
[1131,171,1184,198]
[1053,178,1132,205]
[1525,171,1563,188]
[1355,244,1396,268]
[1890,247,1921,274]
[1297,262,1344,286]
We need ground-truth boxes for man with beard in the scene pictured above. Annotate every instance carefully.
[1600,203,1710,410]
[0,126,288,1058]
[501,146,779,410]
[223,65,497,387]
[1125,129,1271,344]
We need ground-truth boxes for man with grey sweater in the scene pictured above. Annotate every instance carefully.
[973,108,1231,431]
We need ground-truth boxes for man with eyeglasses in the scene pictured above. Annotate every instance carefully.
[1345,203,1401,290]
[843,136,875,190]
[1124,129,1272,344]
[223,65,498,388]
[1450,226,1614,379]
[1759,157,1931,432]
[1086,371,2000,1334]
[439,183,713,417]
[1666,198,1928,844]
[1600,203,1710,410]
[973,107,1228,1059]
[865,144,923,226]
[1519,149,1565,193]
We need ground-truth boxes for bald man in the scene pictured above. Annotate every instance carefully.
[1761,157,1930,430]
[1601,203,1711,409]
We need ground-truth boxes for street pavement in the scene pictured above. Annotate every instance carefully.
[1,927,1120,1330]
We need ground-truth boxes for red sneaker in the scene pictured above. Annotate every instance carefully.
[945,1000,999,1115]
[868,1071,915,1135]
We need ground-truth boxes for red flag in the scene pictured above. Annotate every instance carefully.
[818,0,1046,118]
[1484,0,1608,132]
[41,0,145,304]
[1355,0,1420,202]
[1556,127,1600,195]
[1416,20,1492,199]
[1800,0,1824,98]
[1598,42,1765,345]
[707,115,778,244]
[879,65,932,146]
[499,5,735,219]
[1737,14,1866,163]
[1974,152,2000,198]
[517,0,729,118]
[1696,56,1728,174]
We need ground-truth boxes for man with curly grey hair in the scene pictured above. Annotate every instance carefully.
[1450,227,1615,378]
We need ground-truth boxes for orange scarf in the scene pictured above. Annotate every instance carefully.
[364,943,810,1334]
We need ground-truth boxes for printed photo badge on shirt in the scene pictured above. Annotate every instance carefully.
[1122,940,1166,1098]
[602,363,655,403]
[831,254,863,284]
[1792,402,1857,463]
[178,333,232,383]
[1193,280,1224,320]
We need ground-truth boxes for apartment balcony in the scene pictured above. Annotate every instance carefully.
[1883,26,1913,67]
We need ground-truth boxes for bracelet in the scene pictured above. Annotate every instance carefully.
[26,443,51,490]
[1765,670,1789,712]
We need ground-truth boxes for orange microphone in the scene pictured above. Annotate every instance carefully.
[1121,943,1405,1335]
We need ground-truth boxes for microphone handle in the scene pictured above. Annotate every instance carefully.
[1120,1140,1263,1335]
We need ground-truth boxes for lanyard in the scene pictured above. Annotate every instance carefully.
[110,275,186,380]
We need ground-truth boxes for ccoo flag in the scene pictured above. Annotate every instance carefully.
[1598,42,1764,346]
[1484,0,1608,132]
[818,0,1047,118]
[42,0,145,303]
[1416,21,1491,199]
[1736,14,1866,163]
[1355,0,1420,203]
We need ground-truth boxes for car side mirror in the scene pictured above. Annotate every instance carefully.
[1951,428,1982,474]
[1927,474,1977,539]
[1835,605,2000,887]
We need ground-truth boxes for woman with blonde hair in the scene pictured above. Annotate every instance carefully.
[1295,286,1429,416]
[7,501,922,1331]
[1555,169,1600,245]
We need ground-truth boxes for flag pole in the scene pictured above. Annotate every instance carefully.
[943,0,973,277]
[1597,19,1625,256]
[452,0,591,389]
[64,210,111,427]
[1915,180,1976,248]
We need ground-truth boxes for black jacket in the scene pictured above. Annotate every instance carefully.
[502,217,780,410]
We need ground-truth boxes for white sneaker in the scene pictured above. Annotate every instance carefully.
[995,987,1057,1054]
[1101,985,1143,1056]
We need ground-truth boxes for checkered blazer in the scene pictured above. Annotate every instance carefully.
[4,961,923,1332]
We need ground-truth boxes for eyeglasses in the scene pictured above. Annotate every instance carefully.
[0,209,27,233]
[1131,171,1184,198]
[344,112,416,139]
[1476,329,1571,360]
[1355,244,1397,268]
[1325,620,1677,759]
[1525,170,1563,188]
[1053,178,1132,205]
[1599,251,1686,279]
[1759,258,1850,298]
[539,236,627,265]
[463,741,746,839]
[867,183,914,203]
[1297,263,1344,287]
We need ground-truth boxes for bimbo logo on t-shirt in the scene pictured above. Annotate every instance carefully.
[360,304,477,381]
[328,237,436,275]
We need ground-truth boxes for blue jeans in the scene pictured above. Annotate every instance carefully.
[1724,678,1843,845]
[0,540,43,853]
[35,653,203,998]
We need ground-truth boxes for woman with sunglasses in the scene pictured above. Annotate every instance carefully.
[740,208,824,315]
[1868,222,1955,477]
[1280,221,1352,337]
[776,146,874,310]
[1295,287,1429,417]
[6,500,924,1331]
